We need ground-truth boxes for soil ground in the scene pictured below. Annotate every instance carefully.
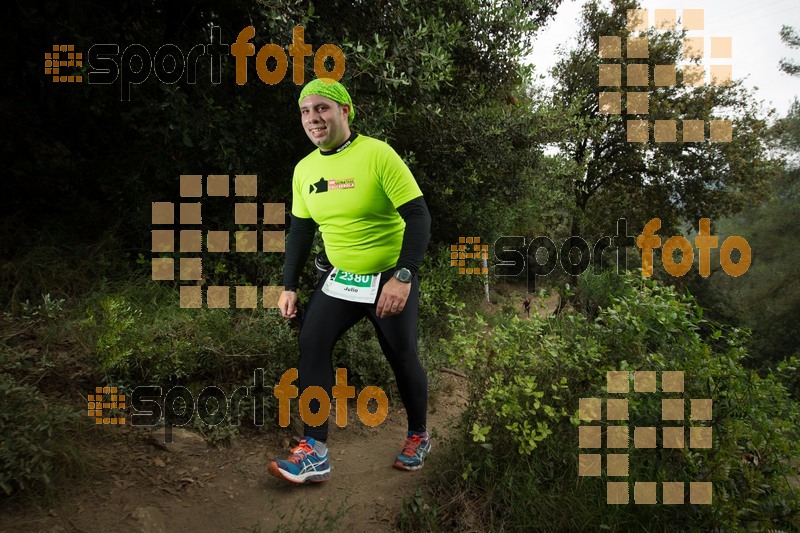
[1,372,467,533]
[2,285,554,532]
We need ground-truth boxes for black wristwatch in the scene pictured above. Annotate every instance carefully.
[393,267,412,283]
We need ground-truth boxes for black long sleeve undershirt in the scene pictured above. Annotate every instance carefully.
[394,196,431,276]
[282,196,431,291]
[282,215,317,291]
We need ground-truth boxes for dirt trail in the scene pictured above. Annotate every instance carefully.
[2,373,467,533]
[3,286,549,532]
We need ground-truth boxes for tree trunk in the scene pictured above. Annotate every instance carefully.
[482,255,490,303]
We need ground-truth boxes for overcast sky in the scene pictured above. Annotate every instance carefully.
[529,0,800,116]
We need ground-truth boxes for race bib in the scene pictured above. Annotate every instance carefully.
[321,268,380,304]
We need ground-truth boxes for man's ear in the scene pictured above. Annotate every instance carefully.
[340,103,351,120]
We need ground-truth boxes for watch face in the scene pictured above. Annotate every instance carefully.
[395,268,412,282]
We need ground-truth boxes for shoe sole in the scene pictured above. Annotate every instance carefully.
[268,461,331,483]
[393,460,424,471]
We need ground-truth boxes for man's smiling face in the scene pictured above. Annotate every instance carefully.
[299,94,351,151]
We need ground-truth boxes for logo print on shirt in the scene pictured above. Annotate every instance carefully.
[309,177,355,194]
[310,177,328,194]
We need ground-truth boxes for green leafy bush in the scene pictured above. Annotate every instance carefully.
[574,267,628,318]
[78,262,469,435]
[414,273,799,531]
[417,246,475,365]
[81,289,297,385]
[0,374,87,499]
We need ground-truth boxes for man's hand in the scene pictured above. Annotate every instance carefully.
[376,277,411,319]
[278,290,298,318]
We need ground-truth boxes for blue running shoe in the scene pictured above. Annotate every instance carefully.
[394,431,431,471]
[269,437,331,483]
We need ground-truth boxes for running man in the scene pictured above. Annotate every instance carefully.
[270,78,432,484]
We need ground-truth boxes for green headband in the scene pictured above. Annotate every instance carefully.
[298,78,355,124]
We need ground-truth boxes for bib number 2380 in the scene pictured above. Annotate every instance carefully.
[322,268,380,304]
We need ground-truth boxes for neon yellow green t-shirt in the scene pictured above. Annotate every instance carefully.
[291,135,423,274]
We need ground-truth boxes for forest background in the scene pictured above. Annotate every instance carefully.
[2,0,799,530]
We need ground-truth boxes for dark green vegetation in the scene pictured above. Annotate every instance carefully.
[2,0,798,529]
[400,273,800,531]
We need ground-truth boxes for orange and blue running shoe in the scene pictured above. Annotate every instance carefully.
[269,437,331,483]
[394,430,431,471]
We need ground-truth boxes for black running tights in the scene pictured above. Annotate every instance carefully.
[297,272,428,441]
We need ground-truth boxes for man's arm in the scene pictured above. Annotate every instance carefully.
[376,196,431,318]
[279,215,316,318]
[394,196,432,275]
